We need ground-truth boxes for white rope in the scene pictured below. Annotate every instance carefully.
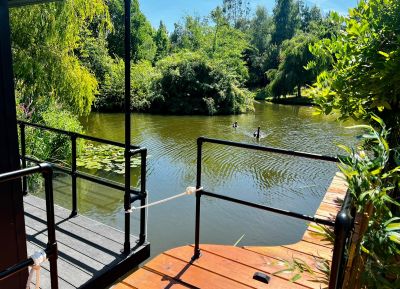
[26,250,47,289]
[125,186,203,213]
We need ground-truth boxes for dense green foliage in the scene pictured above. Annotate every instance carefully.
[151,52,252,115]
[309,0,400,148]
[267,32,318,98]
[12,0,337,117]
[11,0,109,117]
[94,60,159,111]
[107,0,156,62]
[338,119,400,288]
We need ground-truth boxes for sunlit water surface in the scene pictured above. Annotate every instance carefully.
[36,102,359,258]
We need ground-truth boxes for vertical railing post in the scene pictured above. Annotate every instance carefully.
[70,134,77,217]
[42,164,58,289]
[329,192,353,289]
[123,0,132,254]
[139,149,147,244]
[19,122,27,195]
[193,137,203,259]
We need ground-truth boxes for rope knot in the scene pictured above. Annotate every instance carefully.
[31,250,47,266]
[26,250,47,289]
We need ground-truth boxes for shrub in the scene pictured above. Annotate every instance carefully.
[94,59,159,112]
[151,51,253,115]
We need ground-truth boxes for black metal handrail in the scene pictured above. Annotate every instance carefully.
[17,120,148,253]
[193,137,354,289]
[0,163,58,289]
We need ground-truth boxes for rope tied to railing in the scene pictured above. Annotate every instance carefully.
[26,250,47,289]
[125,186,203,213]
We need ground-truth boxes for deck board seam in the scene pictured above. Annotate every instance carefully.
[142,266,200,289]
[189,245,315,289]
[24,196,129,246]
[162,251,258,289]
[26,228,104,276]
[25,211,123,263]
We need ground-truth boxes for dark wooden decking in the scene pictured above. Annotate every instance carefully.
[24,195,150,289]
[113,173,347,289]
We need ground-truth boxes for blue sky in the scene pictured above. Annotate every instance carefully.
[139,0,359,32]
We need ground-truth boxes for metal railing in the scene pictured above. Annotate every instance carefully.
[193,137,354,289]
[17,120,148,252]
[0,163,58,289]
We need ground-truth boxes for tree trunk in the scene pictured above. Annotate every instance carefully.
[297,85,301,98]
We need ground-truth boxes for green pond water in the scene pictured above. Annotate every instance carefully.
[43,102,359,258]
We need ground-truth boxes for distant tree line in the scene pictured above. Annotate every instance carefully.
[11,0,339,121]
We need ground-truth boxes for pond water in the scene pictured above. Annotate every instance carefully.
[42,102,359,258]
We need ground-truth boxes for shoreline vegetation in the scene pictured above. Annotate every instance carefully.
[13,0,400,287]
[13,0,333,120]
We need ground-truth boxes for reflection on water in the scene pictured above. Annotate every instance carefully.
[36,102,359,257]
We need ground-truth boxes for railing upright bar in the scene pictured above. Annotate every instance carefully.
[42,164,59,289]
[123,0,132,254]
[139,149,147,244]
[0,164,58,288]
[193,138,203,260]
[329,192,353,289]
[19,122,28,195]
[70,133,78,217]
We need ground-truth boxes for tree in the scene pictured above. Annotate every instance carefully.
[107,0,156,62]
[10,0,110,117]
[154,21,170,62]
[299,2,322,32]
[245,6,274,87]
[310,0,400,150]
[222,0,251,29]
[268,32,318,98]
[271,0,300,45]
[152,51,253,115]
[170,16,205,52]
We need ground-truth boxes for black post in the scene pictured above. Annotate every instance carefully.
[0,1,29,288]
[70,134,77,217]
[19,122,28,195]
[193,138,203,259]
[123,0,132,254]
[139,149,147,244]
[329,192,353,289]
[42,164,58,289]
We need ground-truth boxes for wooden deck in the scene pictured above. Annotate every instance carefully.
[24,195,150,289]
[113,173,348,289]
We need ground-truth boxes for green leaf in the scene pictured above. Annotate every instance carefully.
[378,51,389,58]
[290,274,302,283]
[386,223,400,231]
[389,232,400,245]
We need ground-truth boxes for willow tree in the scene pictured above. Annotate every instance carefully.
[268,32,318,98]
[10,0,110,117]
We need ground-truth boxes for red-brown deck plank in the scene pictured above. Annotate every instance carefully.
[143,253,252,289]
[165,245,306,289]
[113,174,348,289]
[114,268,191,289]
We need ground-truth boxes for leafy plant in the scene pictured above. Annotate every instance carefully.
[76,143,142,174]
[338,118,400,288]
[274,117,400,288]
[309,0,400,150]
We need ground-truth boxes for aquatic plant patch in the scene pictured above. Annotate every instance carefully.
[76,143,142,174]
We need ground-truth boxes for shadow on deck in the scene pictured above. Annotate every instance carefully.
[113,174,348,289]
[24,195,150,289]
